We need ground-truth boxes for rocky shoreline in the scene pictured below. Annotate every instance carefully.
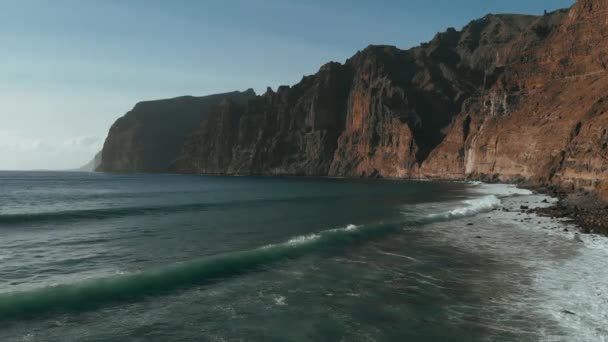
[529,187,608,236]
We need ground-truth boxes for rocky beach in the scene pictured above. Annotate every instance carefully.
[531,187,608,236]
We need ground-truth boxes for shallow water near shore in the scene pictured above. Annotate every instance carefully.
[0,171,606,341]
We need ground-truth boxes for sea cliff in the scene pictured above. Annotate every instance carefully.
[98,0,608,203]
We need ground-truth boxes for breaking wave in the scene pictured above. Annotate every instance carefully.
[0,223,396,320]
[0,183,531,320]
[426,195,502,221]
[420,183,532,222]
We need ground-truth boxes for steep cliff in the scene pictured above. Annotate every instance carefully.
[97,90,256,172]
[77,150,102,172]
[101,0,608,199]
[169,13,546,177]
[170,63,352,175]
[423,0,608,195]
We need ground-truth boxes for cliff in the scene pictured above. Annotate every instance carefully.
[169,14,541,176]
[423,0,608,195]
[77,150,102,172]
[100,0,608,199]
[170,63,353,175]
[96,89,256,172]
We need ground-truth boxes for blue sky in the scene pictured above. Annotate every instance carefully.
[0,0,574,170]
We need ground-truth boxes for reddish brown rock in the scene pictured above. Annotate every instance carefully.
[171,14,538,178]
[423,0,608,196]
[100,0,608,202]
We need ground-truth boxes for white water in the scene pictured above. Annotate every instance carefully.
[265,224,362,249]
[236,185,608,340]
[469,182,534,197]
[286,233,322,245]
[424,183,608,341]
[428,195,502,220]
[329,224,360,232]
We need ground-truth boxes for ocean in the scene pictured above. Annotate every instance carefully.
[0,171,606,341]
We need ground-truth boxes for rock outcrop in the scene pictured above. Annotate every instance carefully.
[423,0,608,194]
[77,150,102,172]
[100,0,608,199]
[97,90,256,172]
[170,63,352,175]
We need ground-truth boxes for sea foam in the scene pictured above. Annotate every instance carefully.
[470,182,533,197]
[423,182,534,221]
[428,195,502,220]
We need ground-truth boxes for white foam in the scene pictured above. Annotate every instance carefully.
[272,295,287,306]
[428,195,502,220]
[286,224,359,245]
[329,224,359,233]
[514,197,608,342]
[535,247,608,342]
[345,224,358,231]
[418,182,534,222]
[471,182,534,197]
[262,224,359,250]
[425,190,608,341]
[286,234,321,245]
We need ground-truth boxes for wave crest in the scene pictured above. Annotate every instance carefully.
[0,222,395,320]
[0,183,531,320]
[427,195,501,220]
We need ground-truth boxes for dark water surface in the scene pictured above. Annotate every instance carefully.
[0,171,588,341]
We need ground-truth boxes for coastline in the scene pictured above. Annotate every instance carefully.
[526,186,608,236]
[91,168,608,237]
[446,183,608,340]
[2,172,607,340]
[195,172,608,238]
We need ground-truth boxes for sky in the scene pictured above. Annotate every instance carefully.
[0,0,575,170]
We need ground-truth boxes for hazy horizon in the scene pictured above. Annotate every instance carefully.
[1,0,574,170]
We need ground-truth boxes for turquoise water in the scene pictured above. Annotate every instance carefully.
[0,172,583,341]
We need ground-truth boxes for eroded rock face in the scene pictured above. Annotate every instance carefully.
[423,0,608,194]
[97,90,255,172]
[101,0,608,198]
[171,14,540,178]
[170,62,352,175]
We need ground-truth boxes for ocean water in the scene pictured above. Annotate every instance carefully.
[0,171,606,342]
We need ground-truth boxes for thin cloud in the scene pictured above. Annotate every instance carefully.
[0,130,103,170]
[0,130,48,152]
[63,135,102,149]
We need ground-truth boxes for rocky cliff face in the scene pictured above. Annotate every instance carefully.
[97,90,255,172]
[170,14,541,177]
[78,150,102,172]
[170,63,352,175]
[423,0,608,194]
[101,0,608,198]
